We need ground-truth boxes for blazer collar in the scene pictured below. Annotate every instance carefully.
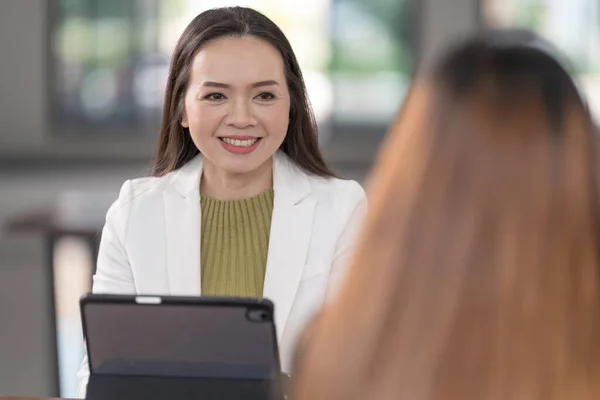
[167,151,312,203]
[162,150,316,338]
[167,154,204,198]
[272,151,312,205]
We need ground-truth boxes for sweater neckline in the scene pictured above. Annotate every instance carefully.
[200,189,274,204]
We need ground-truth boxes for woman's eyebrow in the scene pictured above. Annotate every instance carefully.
[198,80,280,89]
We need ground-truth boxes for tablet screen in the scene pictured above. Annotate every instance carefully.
[83,301,278,380]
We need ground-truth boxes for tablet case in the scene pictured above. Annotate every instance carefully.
[86,374,279,400]
[81,294,284,400]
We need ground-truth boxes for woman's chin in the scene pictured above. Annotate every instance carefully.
[216,154,274,176]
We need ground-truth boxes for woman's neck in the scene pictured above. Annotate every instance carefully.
[200,158,273,201]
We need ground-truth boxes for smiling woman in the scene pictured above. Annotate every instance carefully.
[76,6,367,398]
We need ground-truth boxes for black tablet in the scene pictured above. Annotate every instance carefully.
[80,293,283,400]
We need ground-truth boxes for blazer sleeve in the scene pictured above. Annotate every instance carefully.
[326,181,368,301]
[76,180,137,398]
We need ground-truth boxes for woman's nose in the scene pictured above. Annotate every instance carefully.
[225,99,256,128]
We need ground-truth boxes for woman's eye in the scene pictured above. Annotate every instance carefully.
[256,92,275,100]
[205,93,225,101]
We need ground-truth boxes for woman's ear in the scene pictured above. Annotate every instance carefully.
[180,99,189,128]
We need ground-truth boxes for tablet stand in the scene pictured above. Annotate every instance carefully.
[86,374,284,400]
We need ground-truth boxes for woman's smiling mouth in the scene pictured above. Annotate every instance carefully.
[218,136,262,154]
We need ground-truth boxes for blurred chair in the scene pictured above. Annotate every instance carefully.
[5,190,114,398]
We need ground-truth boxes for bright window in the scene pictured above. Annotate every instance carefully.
[51,0,414,134]
[482,0,600,121]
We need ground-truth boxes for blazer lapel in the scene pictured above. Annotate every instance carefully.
[263,153,315,339]
[163,155,203,296]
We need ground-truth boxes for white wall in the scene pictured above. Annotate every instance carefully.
[0,0,47,148]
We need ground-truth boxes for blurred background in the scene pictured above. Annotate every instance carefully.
[0,0,598,398]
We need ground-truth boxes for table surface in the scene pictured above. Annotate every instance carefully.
[0,397,66,400]
[5,207,103,236]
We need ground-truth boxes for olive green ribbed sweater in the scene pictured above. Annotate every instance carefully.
[200,190,274,298]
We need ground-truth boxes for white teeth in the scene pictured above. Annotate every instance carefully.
[221,137,259,147]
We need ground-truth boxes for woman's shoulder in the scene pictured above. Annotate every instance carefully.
[306,175,367,231]
[108,173,173,213]
[305,175,367,215]
[275,151,366,205]
[308,175,365,199]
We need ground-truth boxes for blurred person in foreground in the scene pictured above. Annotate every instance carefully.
[292,30,600,400]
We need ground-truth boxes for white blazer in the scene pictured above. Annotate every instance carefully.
[76,151,366,396]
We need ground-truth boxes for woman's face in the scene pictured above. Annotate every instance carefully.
[182,35,291,176]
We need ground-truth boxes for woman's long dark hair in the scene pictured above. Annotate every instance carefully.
[153,6,334,178]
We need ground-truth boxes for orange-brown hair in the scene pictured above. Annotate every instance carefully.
[292,36,600,400]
